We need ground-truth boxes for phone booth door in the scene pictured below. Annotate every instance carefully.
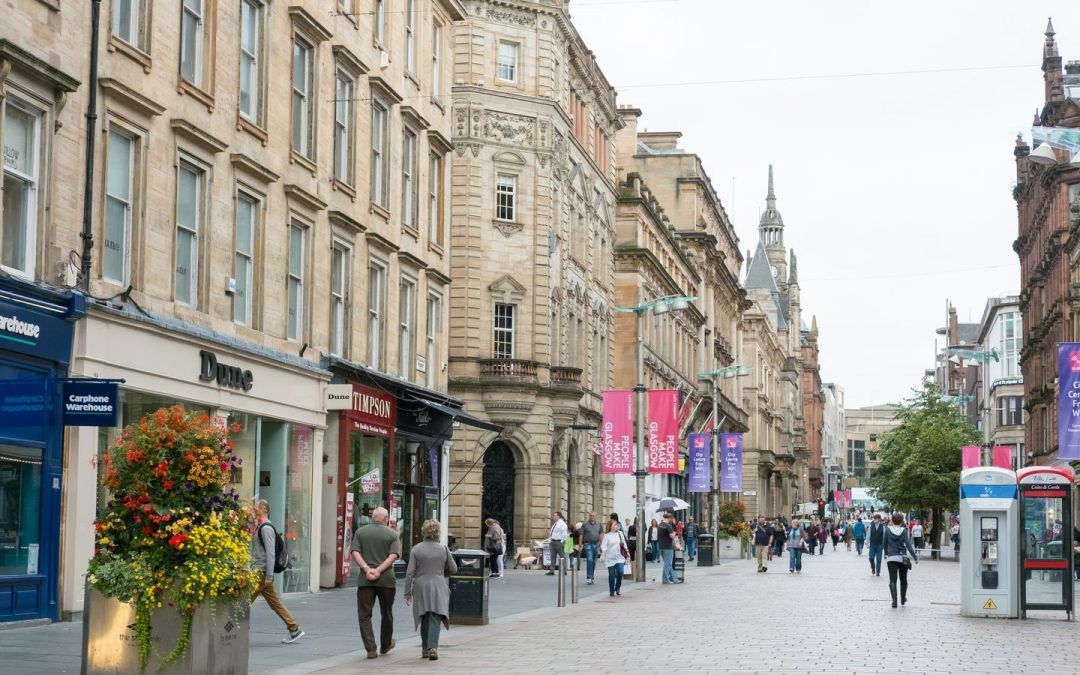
[1017,466,1075,619]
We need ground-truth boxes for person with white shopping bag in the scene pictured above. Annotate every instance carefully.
[599,519,629,597]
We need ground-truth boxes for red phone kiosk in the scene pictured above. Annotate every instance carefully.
[1017,466,1074,619]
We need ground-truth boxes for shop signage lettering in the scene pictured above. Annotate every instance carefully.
[0,297,73,364]
[360,468,381,495]
[62,380,119,427]
[353,391,392,419]
[345,384,396,431]
[198,350,253,391]
[325,383,353,410]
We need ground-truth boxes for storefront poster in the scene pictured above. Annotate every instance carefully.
[1059,343,1080,460]
[647,389,679,473]
[341,493,354,577]
[719,433,743,492]
[428,445,439,486]
[601,390,633,473]
[687,433,710,492]
[0,379,46,428]
[360,468,381,494]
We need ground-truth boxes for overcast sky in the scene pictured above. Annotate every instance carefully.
[569,0,1080,407]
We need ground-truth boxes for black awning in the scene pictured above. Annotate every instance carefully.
[418,399,503,433]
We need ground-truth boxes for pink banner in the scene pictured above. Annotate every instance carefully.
[992,446,1012,470]
[647,389,679,473]
[843,490,852,509]
[833,490,841,505]
[962,445,981,470]
[601,390,633,473]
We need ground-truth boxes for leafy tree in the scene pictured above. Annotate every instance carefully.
[868,379,979,558]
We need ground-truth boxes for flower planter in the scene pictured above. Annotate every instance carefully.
[715,538,742,558]
[84,589,249,675]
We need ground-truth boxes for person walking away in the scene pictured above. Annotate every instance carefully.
[853,517,867,556]
[806,522,818,555]
[404,519,457,661]
[951,522,961,560]
[567,521,581,571]
[884,512,918,608]
[867,514,886,576]
[483,518,504,578]
[843,521,853,551]
[788,520,806,573]
[658,512,678,584]
[546,511,569,575]
[831,523,841,551]
[648,518,660,563]
[599,519,628,596]
[817,521,828,555]
[911,519,925,552]
[772,519,786,559]
[626,518,638,574]
[752,517,772,572]
[250,499,304,643]
[581,512,603,585]
[351,506,401,658]
[684,517,700,561]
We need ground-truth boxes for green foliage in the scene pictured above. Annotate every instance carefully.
[718,501,745,525]
[868,379,980,515]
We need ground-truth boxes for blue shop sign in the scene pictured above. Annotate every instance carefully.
[61,380,120,427]
[0,297,74,363]
[0,378,47,428]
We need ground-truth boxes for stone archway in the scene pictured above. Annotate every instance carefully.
[482,441,516,553]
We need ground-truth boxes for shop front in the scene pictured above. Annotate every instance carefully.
[324,360,500,587]
[64,304,328,616]
[0,278,85,622]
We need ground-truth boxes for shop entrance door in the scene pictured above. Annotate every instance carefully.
[481,442,515,553]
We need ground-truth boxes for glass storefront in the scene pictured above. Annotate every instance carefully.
[98,390,315,592]
[393,438,439,557]
[0,444,42,576]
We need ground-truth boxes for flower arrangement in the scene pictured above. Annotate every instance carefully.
[716,501,749,540]
[87,407,258,672]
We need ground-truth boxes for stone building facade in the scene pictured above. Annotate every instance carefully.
[802,317,824,498]
[976,295,1024,469]
[1,0,467,618]
[446,0,619,550]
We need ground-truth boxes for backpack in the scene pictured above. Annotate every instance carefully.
[258,522,290,574]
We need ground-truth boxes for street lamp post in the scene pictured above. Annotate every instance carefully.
[698,365,750,535]
[614,294,694,582]
[946,347,1000,459]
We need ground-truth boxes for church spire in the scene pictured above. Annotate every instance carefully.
[1045,17,1058,59]
[788,249,798,284]
[766,164,776,210]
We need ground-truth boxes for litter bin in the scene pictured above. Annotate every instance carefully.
[449,549,489,625]
[673,548,686,583]
[697,534,714,567]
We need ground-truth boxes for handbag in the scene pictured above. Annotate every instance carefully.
[622,561,632,575]
[618,532,631,561]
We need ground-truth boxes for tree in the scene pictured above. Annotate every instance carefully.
[868,379,979,559]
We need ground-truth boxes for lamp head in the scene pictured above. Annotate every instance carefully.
[652,302,670,315]
[1029,142,1058,165]
[670,297,689,311]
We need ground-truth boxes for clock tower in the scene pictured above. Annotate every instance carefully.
[759,165,787,288]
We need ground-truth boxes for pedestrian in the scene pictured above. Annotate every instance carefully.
[581,512,603,585]
[816,521,828,555]
[867,514,886,576]
[806,522,818,555]
[787,519,806,574]
[648,518,660,563]
[831,522,840,550]
[610,512,625,534]
[350,506,401,659]
[567,521,581,570]
[912,519,925,552]
[843,521,853,551]
[627,517,638,576]
[684,516,700,561]
[658,511,678,584]
[853,517,867,556]
[599,519,628,597]
[1073,525,1080,581]
[884,512,918,608]
[772,519,786,559]
[483,518,504,578]
[250,499,304,644]
[546,511,569,575]
[404,519,457,661]
[752,516,772,572]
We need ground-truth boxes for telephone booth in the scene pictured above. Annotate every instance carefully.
[1017,466,1075,619]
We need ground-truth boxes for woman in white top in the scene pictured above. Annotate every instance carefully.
[598,520,627,597]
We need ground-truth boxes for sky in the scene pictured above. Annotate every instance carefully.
[568,0,1080,408]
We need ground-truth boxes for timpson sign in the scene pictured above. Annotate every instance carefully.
[326,383,396,430]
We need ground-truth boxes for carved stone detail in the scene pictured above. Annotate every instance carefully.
[486,7,536,27]
[493,220,524,237]
[483,111,535,146]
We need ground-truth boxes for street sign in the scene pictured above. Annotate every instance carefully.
[742,490,757,496]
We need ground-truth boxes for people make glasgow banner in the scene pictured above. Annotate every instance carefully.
[601,390,633,473]
[647,389,679,473]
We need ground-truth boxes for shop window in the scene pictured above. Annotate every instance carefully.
[103,127,135,285]
[2,100,41,279]
[0,445,42,576]
[349,431,388,523]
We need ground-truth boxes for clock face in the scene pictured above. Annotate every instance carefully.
[770,265,778,278]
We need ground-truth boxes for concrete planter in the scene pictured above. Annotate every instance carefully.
[83,589,249,675]
[715,537,742,559]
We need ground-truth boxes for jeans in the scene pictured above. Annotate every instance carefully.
[855,537,865,555]
[584,543,599,580]
[868,544,884,574]
[660,548,676,582]
[817,539,826,555]
[650,540,660,562]
[606,562,624,594]
[356,586,396,654]
[808,538,817,555]
[686,537,697,560]
[420,611,442,652]
[789,547,803,572]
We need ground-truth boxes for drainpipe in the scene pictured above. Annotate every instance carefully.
[79,0,102,291]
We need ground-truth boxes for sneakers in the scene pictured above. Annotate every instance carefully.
[490,573,501,578]
[282,629,305,644]
[586,579,594,585]
[367,652,378,659]
[428,649,438,661]
[381,639,396,655]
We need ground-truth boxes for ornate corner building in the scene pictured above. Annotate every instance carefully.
[446,1,620,550]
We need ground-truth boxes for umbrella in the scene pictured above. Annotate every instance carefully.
[649,497,690,512]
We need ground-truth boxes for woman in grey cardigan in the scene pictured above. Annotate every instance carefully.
[405,519,458,660]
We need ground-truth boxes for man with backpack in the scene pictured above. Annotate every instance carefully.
[251,499,304,643]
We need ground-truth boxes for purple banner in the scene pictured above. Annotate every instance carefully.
[719,433,743,492]
[428,444,440,486]
[1059,344,1080,460]
[687,433,711,492]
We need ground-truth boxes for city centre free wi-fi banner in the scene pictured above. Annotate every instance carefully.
[1058,343,1080,460]
[719,433,743,492]
[647,389,679,473]
[687,433,711,492]
[601,390,633,473]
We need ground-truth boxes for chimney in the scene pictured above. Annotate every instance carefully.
[637,131,682,151]
[615,106,642,181]
[1043,18,1064,103]
[948,305,959,345]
